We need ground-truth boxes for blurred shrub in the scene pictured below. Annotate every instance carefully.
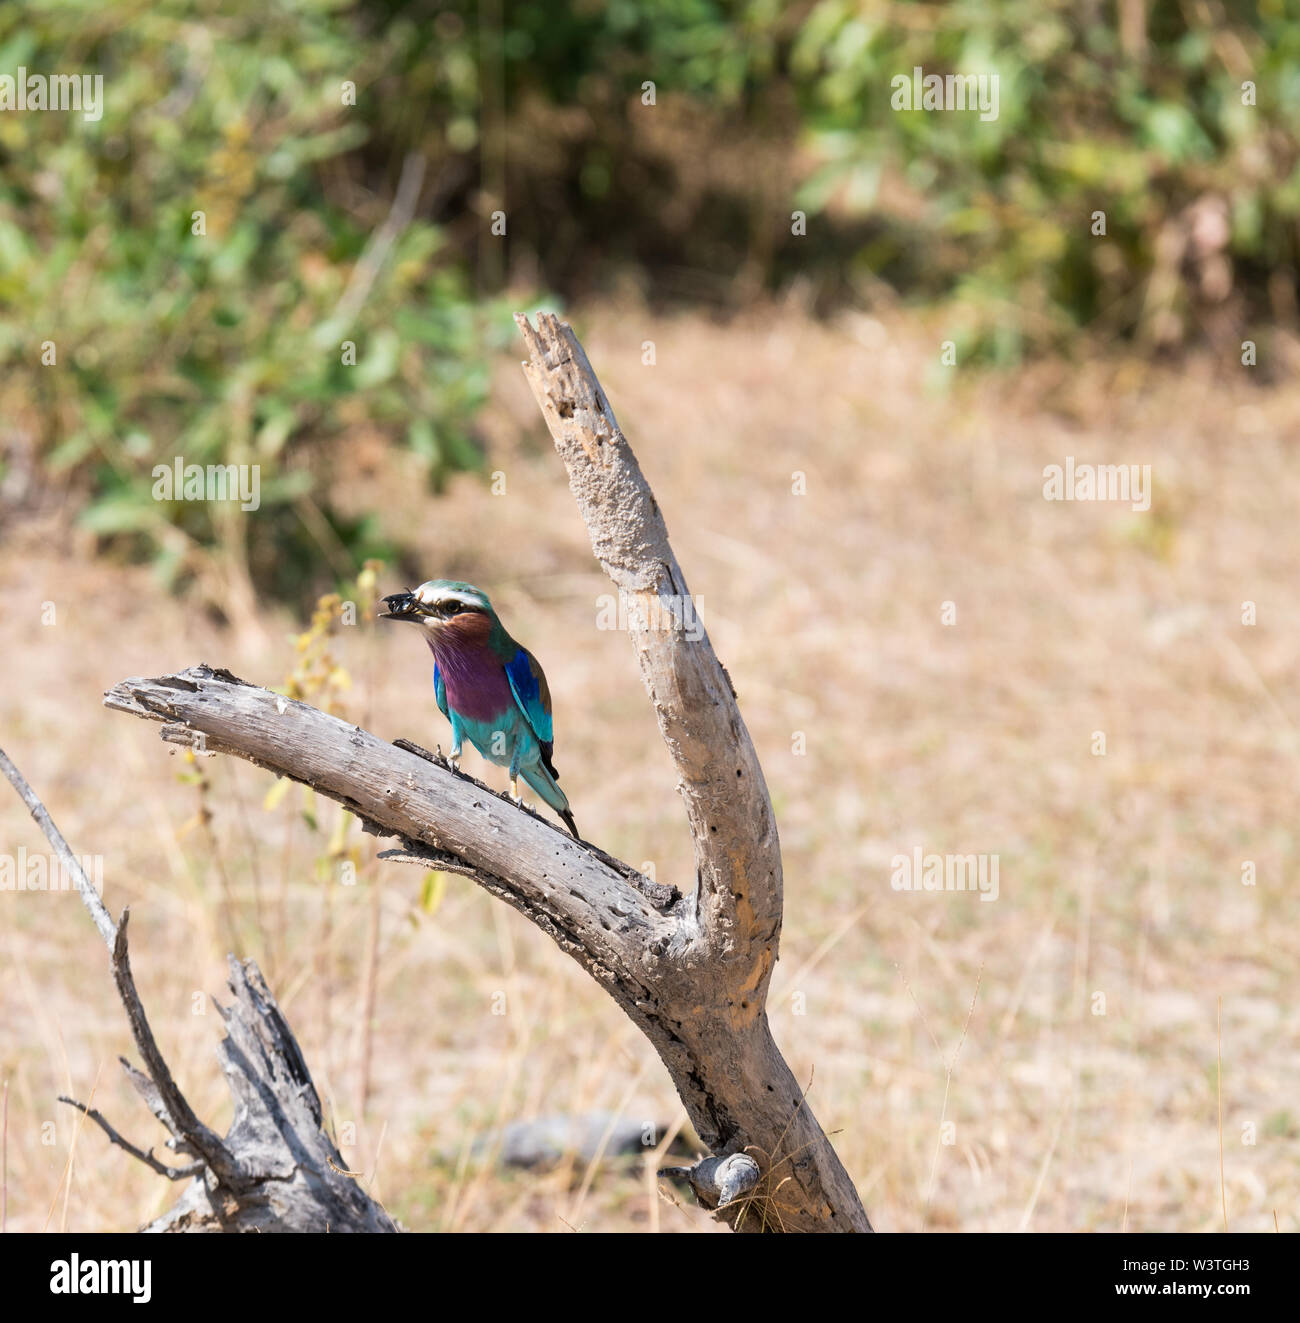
[1,1,1295,616]
[359,1,1298,367]
[790,0,1300,362]
[397,0,1298,361]
[482,0,1299,362]
[0,2,508,612]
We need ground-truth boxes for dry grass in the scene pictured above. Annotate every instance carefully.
[2,298,1297,1232]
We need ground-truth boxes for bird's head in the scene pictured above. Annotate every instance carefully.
[379,580,495,636]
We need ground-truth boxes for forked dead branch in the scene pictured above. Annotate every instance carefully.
[0,747,394,1233]
[43,315,871,1231]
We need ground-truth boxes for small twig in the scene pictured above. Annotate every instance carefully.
[117,1059,196,1158]
[0,744,243,1190]
[391,738,447,766]
[108,912,244,1186]
[0,746,115,949]
[56,1097,204,1181]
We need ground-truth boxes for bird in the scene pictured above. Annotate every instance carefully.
[379,580,579,839]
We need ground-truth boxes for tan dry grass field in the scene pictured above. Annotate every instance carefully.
[2,300,1297,1232]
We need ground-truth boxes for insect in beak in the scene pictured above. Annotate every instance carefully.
[379,591,422,621]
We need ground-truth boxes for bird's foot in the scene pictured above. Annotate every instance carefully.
[509,777,522,805]
[448,750,461,773]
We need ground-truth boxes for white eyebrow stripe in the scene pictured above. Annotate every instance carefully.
[414,585,486,610]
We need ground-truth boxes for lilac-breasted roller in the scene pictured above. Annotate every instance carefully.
[379,580,579,839]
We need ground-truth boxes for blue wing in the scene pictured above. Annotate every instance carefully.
[504,647,554,748]
[433,661,448,719]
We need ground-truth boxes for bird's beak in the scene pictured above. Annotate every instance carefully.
[379,591,424,622]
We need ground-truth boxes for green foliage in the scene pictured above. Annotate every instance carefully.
[447,0,1299,364]
[1,1,1295,612]
[790,0,1300,361]
[480,0,1297,362]
[0,1,508,609]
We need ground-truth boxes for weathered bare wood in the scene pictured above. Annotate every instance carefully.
[515,313,870,1231]
[105,665,868,1229]
[514,311,783,984]
[55,1097,205,1182]
[103,671,683,990]
[0,746,394,1233]
[89,312,871,1232]
[142,956,396,1233]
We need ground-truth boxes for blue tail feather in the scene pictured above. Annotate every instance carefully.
[520,763,579,839]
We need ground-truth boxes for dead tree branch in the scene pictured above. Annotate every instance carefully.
[0,746,395,1233]
[93,313,871,1232]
